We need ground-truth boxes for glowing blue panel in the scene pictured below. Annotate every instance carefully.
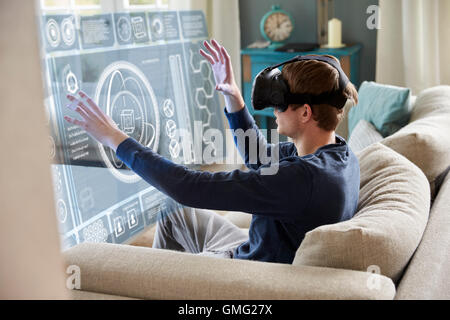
[39,10,225,250]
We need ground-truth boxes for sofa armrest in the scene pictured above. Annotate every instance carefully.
[395,173,450,299]
[63,243,395,300]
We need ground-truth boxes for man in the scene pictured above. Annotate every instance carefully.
[65,39,360,264]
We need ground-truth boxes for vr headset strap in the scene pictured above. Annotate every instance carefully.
[285,91,348,109]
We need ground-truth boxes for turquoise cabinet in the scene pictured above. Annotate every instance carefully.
[241,45,362,129]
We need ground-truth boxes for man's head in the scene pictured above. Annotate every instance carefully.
[275,55,358,138]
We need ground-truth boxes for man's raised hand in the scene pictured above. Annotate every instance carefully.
[199,39,245,112]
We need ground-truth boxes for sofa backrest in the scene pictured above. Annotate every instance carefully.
[292,143,430,283]
[395,172,450,299]
[381,85,450,197]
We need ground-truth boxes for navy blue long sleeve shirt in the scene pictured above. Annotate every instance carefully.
[116,105,360,264]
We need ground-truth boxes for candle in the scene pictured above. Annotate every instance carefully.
[328,18,342,48]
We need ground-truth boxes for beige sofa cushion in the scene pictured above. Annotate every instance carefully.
[293,143,430,283]
[409,86,450,121]
[381,85,450,196]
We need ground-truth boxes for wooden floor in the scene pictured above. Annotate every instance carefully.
[130,225,157,248]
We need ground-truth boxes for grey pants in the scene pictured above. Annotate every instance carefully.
[152,205,249,259]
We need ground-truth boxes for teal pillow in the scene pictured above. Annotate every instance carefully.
[348,81,412,137]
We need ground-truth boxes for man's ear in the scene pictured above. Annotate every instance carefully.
[300,104,313,123]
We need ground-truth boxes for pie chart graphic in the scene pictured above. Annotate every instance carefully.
[117,16,132,43]
[46,19,61,48]
[61,17,76,46]
[94,61,160,183]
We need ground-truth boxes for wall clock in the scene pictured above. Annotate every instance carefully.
[260,5,295,48]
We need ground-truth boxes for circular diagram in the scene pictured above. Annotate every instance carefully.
[151,17,164,37]
[52,166,63,194]
[56,199,68,223]
[62,64,79,94]
[49,136,56,159]
[169,139,180,159]
[61,17,76,46]
[66,71,79,94]
[117,16,132,43]
[46,19,61,48]
[165,119,177,139]
[162,99,175,118]
[94,61,160,183]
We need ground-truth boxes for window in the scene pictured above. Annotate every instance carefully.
[125,0,169,10]
[40,0,169,14]
[40,0,101,14]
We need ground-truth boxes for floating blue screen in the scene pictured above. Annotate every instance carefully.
[40,10,225,250]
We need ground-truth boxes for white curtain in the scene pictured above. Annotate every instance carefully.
[376,0,450,94]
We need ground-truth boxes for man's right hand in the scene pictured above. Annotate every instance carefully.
[200,39,245,113]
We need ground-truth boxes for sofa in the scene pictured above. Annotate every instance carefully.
[63,85,450,300]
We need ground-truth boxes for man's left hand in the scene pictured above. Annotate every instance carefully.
[64,91,129,152]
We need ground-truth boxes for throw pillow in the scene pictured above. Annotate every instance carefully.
[348,81,412,137]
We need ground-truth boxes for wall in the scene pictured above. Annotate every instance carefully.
[0,1,68,299]
[239,0,379,83]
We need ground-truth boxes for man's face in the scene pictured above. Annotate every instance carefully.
[274,104,307,138]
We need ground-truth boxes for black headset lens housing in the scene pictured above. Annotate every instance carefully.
[251,55,350,113]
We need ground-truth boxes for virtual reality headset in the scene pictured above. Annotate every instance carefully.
[251,55,350,112]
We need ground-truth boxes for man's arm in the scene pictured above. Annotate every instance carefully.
[116,137,311,220]
[225,105,277,170]
[225,105,298,170]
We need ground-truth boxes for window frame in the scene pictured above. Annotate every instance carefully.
[40,0,102,12]
[40,0,169,13]
[122,0,169,11]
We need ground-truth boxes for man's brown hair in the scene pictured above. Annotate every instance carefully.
[281,55,358,131]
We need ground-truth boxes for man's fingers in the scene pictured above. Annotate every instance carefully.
[78,91,97,109]
[78,91,109,121]
[66,94,77,103]
[78,91,99,111]
[203,40,219,62]
[67,94,94,119]
[64,116,85,128]
[221,46,233,76]
[199,49,215,65]
[66,99,79,111]
[211,39,224,64]
[78,100,96,119]
[75,105,91,121]
[221,46,231,63]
